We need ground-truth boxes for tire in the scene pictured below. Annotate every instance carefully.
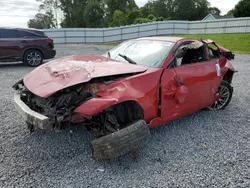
[91,120,150,159]
[23,50,43,67]
[207,80,233,111]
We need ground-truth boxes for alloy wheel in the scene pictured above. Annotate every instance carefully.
[207,85,231,111]
[26,52,42,66]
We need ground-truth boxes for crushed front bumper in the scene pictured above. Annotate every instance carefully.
[14,92,53,130]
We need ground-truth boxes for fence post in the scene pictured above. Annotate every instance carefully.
[156,22,158,36]
[64,30,67,44]
[173,21,175,35]
[84,29,86,43]
[138,25,140,38]
[245,18,248,33]
[103,29,104,43]
[223,20,227,34]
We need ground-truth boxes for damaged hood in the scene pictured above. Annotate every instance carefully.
[24,55,147,98]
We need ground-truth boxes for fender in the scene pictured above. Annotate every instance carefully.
[75,68,161,120]
[74,96,139,116]
[74,81,141,116]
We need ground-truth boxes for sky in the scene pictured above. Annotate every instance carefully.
[0,0,240,28]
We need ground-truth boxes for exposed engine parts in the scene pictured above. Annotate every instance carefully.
[19,83,93,130]
[14,73,142,135]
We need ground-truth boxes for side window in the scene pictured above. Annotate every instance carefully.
[0,29,23,38]
[21,31,41,38]
[175,41,206,67]
[207,44,220,60]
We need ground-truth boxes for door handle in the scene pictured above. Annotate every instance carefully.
[21,40,27,43]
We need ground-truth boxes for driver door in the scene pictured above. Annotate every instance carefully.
[160,41,222,121]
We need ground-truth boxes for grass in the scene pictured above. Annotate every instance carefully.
[103,33,250,54]
[174,34,250,54]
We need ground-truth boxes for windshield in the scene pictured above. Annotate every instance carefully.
[102,39,175,68]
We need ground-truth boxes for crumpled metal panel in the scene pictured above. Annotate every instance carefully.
[23,55,147,98]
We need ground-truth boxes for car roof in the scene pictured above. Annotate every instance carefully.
[0,27,44,32]
[134,36,185,43]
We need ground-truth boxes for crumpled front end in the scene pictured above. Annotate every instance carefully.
[13,79,96,131]
[12,73,137,133]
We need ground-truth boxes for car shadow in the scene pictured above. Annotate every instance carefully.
[10,98,239,181]
[0,62,24,68]
[12,110,211,169]
[0,60,50,68]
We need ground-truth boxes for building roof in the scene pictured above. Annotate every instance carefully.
[202,13,234,21]
[212,14,234,19]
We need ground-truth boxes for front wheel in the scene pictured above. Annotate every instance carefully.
[207,80,233,111]
[91,120,150,159]
[23,50,43,67]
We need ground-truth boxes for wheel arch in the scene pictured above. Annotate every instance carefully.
[75,97,144,118]
[110,100,144,125]
[223,69,234,84]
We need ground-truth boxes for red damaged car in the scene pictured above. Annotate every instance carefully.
[13,37,236,159]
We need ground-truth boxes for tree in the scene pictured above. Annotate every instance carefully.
[29,0,222,28]
[84,1,105,28]
[104,0,138,22]
[209,7,221,15]
[60,0,87,28]
[134,17,150,24]
[173,0,196,20]
[37,0,62,28]
[126,8,143,25]
[173,0,210,20]
[233,0,250,17]
[27,12,55,29]
[109,10,127,27]
[141,0,174,19]
[227,9,235,16]
[193,0,211,20]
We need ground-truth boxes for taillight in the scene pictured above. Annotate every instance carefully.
[47,38,54,44]
[46,38,54,48]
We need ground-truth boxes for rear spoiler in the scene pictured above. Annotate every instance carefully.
[201,39,235,60]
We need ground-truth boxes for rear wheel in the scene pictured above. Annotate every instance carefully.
[207,80,233,111]
[23,50,43,67]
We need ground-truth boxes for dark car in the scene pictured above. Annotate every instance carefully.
[0,28,56,67]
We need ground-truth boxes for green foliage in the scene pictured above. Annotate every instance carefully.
[60,0,88,28]
[209,7,221,15]
[147,14,155,20]
[104,0,138,22]
[134,18,150,24]
[157,17,165,21]
[126,8,143,25]
[173,0,210,21]
[109,10,127,27]
[27,12,55,29]
[36,0,61,28]
[227,9,235,16]
[29,0,224,28]
[84,1,104,28]
[233,0,250,17]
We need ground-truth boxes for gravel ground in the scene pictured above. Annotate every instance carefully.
[0,44,249,188]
